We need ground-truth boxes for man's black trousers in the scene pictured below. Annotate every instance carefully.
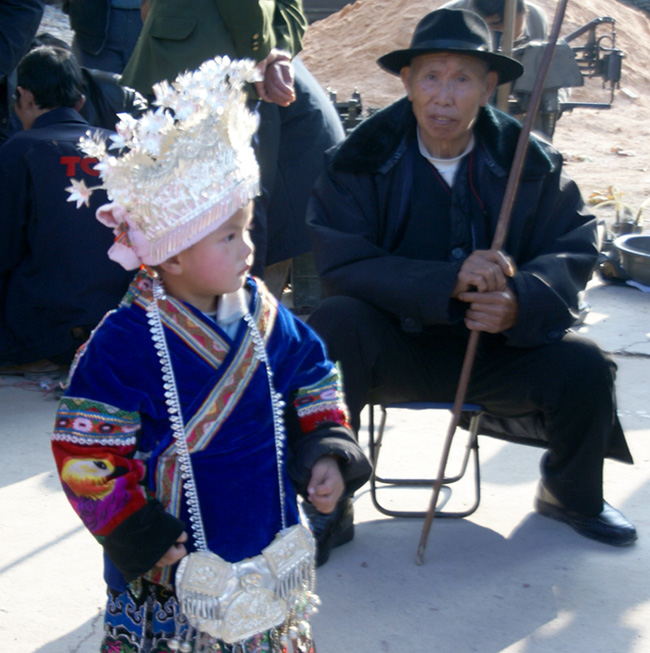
[309,296,632,516]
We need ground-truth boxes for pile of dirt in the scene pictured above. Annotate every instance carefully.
[301,0,650,108]
[301,0,650,221]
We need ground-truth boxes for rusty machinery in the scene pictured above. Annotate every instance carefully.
[509,16,625,137]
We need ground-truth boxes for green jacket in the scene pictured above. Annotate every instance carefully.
[120,0,307,95]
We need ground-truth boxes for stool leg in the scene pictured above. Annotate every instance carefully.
[369,406,482,519]
[372,406,388,467]
[442,412,480,483]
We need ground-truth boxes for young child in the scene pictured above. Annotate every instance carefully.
[51,57,371,653]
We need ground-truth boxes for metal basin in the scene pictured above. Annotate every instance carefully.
[613,234,650,286]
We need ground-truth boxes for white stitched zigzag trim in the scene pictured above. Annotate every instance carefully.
[50,432,138,447]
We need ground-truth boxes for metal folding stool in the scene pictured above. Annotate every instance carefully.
[368,402,483,519]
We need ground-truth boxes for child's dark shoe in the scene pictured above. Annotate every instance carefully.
[304,498,354,567]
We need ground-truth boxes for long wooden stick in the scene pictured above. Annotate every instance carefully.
[415,0,571,566]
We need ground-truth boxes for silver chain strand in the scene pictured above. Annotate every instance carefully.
[243,311,288,531]
[148,279,209,551]
[148,279,289,554]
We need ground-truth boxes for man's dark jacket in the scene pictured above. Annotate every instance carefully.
[0,107,133,364]
[309,98,598,349]
[308,98,632,462]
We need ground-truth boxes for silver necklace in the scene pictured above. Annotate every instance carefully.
[147,278,289,549]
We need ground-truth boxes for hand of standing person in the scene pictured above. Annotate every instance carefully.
[254,48,295,106]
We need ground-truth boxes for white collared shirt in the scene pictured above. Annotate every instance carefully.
[203,287,250,339]
[417,127,476,187]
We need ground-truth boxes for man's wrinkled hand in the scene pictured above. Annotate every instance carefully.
[458,286,519,333]
[452,249,516,297]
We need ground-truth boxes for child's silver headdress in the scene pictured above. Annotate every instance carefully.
[67,56,261,270]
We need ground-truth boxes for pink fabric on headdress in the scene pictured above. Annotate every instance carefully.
[96,203,153,270]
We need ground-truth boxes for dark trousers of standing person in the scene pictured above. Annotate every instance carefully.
[72,8,142,75]
[308,295,632,517]
[250,57,345,297]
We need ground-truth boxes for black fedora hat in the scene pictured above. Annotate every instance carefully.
[377,8,523,85]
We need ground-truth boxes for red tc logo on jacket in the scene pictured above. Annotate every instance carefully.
[60,156,99,176]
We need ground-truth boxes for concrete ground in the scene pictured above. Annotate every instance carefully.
[1,277,648,653]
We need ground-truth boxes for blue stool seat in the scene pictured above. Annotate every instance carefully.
[368,402,483,519]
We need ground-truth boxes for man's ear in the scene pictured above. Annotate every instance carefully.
[481,70,499,106]
[74,94,86,113]
[399,66,413,100]
[16,86,35,109]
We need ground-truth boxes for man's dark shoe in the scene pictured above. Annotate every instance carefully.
[304,497,354,567]
[535,483,637,547]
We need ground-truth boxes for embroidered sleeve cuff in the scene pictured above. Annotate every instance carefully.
[103,501,185,582]
[293,369,352,433]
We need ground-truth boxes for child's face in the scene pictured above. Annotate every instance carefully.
[162,203,254,312]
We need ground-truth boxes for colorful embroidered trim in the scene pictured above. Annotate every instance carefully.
[293,369,351,433]
[52,396,140,445]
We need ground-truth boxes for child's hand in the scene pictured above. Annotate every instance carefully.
[155,531,188,568]
[307,455,344,514]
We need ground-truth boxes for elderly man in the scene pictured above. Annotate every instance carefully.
[307,8,636,558]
